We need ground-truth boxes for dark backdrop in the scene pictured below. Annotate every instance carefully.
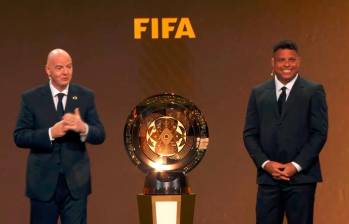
[1,0,348,223]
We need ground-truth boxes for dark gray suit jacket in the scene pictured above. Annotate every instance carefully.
[14,83,105,201]
[243,77,328,185]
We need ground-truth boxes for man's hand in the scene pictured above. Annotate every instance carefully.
[51,120,69,138]
[62,108,87,134]
[264,161,290,181]
[279,163,297,179]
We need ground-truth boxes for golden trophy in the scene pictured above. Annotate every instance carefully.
[124,93,209,224]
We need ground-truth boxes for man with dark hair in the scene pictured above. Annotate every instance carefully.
[272,40,298,53]
[14,49,105,224]
[243,40,328,224]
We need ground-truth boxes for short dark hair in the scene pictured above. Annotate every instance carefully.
[273,40,298,53]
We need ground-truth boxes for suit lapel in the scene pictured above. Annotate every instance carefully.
[65,85,79,114]
[281,77,304,119]
[264,80,280,118]
[39,84,60,122]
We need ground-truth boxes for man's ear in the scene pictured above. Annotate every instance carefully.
[45,65,51,79]
[271,57,275,70]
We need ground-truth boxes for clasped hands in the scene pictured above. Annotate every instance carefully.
[51,108,86,138]
[264,161,297,181]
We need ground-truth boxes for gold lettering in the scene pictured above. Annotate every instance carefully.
[151,18,159,39]
[162,18,177,39]
[134,18,149,39]
[134,17,196,39]
[175,17,196,39]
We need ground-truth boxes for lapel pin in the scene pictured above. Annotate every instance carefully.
[72,96,78,100]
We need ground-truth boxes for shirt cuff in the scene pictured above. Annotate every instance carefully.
[80,123,89,142]
[261,160,270,169]
[291,162,302,172]
[48,128,54,141]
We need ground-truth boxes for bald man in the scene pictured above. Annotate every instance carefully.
[14,49,105,224]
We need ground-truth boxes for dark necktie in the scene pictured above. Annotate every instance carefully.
[56,93,65,117]
[278,87,287,114]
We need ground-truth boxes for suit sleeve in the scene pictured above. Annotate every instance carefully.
[84,93,105,145]
[13,95,52,152]
[243,89,269,167]
[294,85,328,170]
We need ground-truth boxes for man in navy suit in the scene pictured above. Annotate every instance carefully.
[14,49,105,224]
[243,40,328,224]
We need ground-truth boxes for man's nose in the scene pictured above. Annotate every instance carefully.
[63,67,69,74]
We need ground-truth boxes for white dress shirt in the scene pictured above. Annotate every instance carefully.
[50,81,69,111]
[275,74,298,101]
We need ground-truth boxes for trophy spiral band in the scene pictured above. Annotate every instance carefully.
[124,93,209,195]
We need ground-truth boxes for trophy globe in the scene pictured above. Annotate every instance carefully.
[124,93,209,195]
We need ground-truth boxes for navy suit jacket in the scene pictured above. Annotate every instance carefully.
[14,83,105,201]
[243,77,328,185]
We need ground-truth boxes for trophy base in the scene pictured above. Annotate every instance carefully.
[143,172,191,195]
[137,194,195,224]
